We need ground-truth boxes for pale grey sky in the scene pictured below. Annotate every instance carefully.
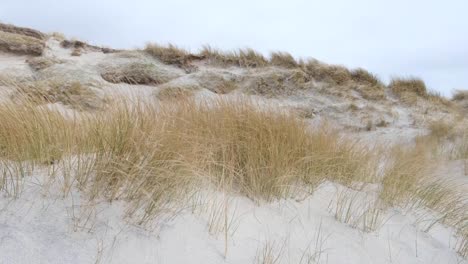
[1,0,467,96]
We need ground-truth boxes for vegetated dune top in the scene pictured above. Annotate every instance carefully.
[0,23,467,264]
[0,22,464,140]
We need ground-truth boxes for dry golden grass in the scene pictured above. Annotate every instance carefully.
[388,77,453,106]
[304,60,352,85]
[427,90,453,108]
[380,143,432,206]
[0,23,46,40]
[354,85,386,100]
[0,99,76,164]
[101,62,172,85]
[156,85,198,100]
[389,77,428,98]
[0,97,376,212]
[453,90,468,101]
[246,69,309,97]
[350,68,382,86]
[379,134,467,255]
[428,120,453,139]
[0,95,466,255]
[1,77,102,110]
[145,43,195,67]
[200,46,268,68]
[0,31,45,56]
[270,52,298,68]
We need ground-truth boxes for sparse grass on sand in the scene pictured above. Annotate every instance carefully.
[101,62,174,85]
[246,69,309,97]
[0,77,102,110]
[0,31,45,56]
[27,56,64,71]
[196,71,239,94]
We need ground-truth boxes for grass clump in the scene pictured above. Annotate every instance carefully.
[350,68,382,86]
[0,99,75,164]
[270,52,298,68]
[354,84,385,100]
[101,62,173,85]
[304,60,352,85]
[200,46,268,68]
[27,57,64,71]
[0,23,46,40]
[2,78,102,110]
[380,143,431,206]
[156,85,198,100]
[389,77,428,98]
[428,120,453,139]
[0,31,45,56]
[0,96,376,214]
[246,69,309,97]
[145,43,195,67]
[453,90,468,101]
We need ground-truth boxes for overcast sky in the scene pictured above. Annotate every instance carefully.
[1,0,467,96]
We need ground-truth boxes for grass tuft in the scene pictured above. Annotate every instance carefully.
[145,43,195,67]
[304,60,352,85]
[101,62,173,85]
[0,31,45,56]
[200,46,268,68]
[350,68,382,86]
[27,57,64,71]
[270,52,298,68]
[389,77,427,98]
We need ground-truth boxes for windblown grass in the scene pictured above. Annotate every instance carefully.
[270,52,298,68]
[380,142,433,206]
[4,78,102,110]
[246,69,309,97]
[304,60,351,85]
[101,62,173,85]
[0,97,375,214]
[156,85,198,100]
[0,22,46,40]
[0,99,76,164]
[350,68,382,86]
[428,120,453,139]
[0,31,45,56]
[200,46,268,68]
[145,43,196,68]
[0,95,465,258]
[389,77,428,98]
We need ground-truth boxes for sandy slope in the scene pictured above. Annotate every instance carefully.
[0,175,465,264]
[0,36,466,263]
